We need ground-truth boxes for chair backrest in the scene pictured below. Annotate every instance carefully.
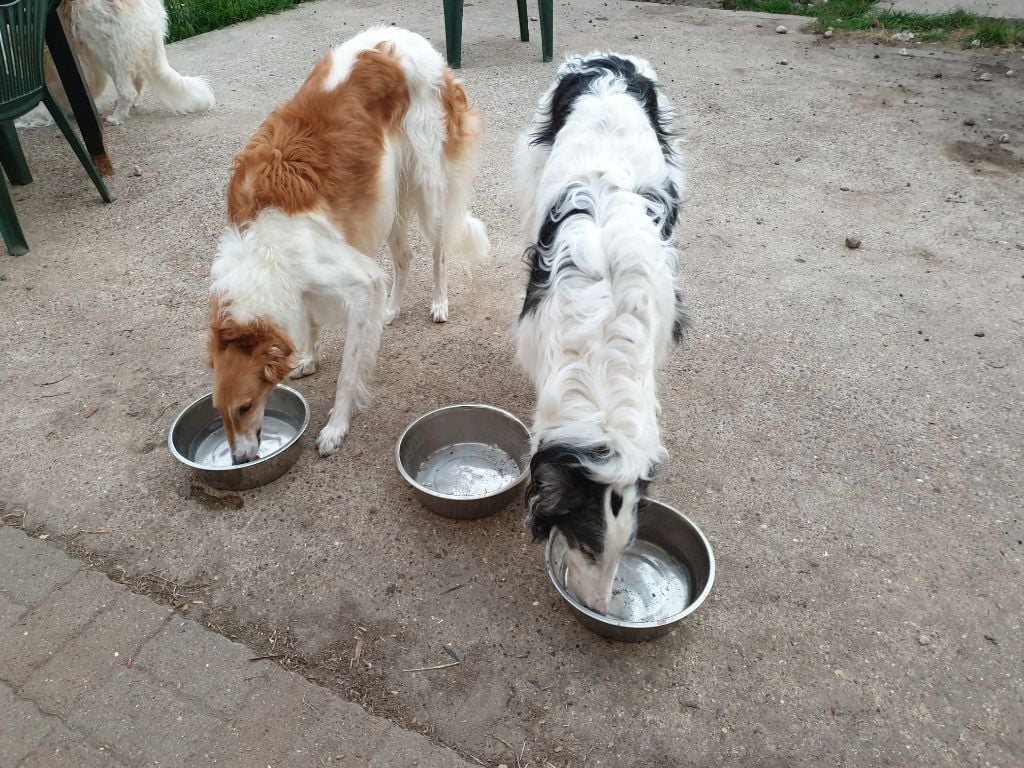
[0,0,49,110]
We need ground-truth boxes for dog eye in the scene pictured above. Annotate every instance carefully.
[239,402,252,415]
[578,544,597,561]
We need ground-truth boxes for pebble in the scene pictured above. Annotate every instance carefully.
[776,25,788,34]
[779,59,788,66]
[899,48,909,57]
[974,332,985,338]
[999,134,1010,143]
[963,118,976,126]
[970,38,981,48]
[1007,70,1017,77]
[918,635,931,646]
[845,236,862,250]
[824,30,833,39]
[131,165,142,177]
[892,31,915,42]
[978,72,992,81]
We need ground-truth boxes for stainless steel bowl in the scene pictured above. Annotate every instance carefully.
[545,498,715,642]
[396,404,531,519]
[167,385,309,491]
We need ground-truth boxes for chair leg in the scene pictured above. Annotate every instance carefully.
[0,175,29,256]
[442,0,464,69]
[517,0,530,42]
[44,94,113,204]
[538,0,553,62]
[0,123,33,187]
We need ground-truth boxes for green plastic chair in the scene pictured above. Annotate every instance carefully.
[443,0,553,69]
[0,0,112,256]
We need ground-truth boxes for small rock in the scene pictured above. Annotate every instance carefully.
[999,133,1010,143]
[845,236,861,250]
[963,117,976,126]
[974,332,985,337]
[918,635,931,646]
[978,72,992,81]
[892,31,915,42]
[776,25,788,34]
[498,764,509,768]
[824,30,833,39]
[1007,70,1017,77]
[970,38,981,48]
[130,165,142,177]
[874,53,880,59]
[839,186,851,191]
[779,59,788,66]
[899,48,909,57]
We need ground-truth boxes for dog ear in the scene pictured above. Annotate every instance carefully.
[260,337,295,383]
[526,458,576,542]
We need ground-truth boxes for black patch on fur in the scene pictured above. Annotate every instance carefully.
[520,188,594,318]
[639,180,681,241]
[525,444,611,554]
[672,287,689,344]
[530,54,675,162]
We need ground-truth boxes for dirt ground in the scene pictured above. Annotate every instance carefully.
[2,1,1022,766]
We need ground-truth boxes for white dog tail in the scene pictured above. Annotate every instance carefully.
[145,36,215,114]
[440,75,490,263]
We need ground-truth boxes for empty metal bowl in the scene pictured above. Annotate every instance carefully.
[546,498,715,642]
[396,404,531,519]
[168,385,309,491]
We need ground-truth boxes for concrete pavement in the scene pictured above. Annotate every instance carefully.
[0,526,473,767]
[1,0,1022,766]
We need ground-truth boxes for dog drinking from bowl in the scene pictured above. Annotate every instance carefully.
[515,53,686,614]
[207,28,488,463]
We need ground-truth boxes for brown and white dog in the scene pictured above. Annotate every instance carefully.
[208,27,487,462]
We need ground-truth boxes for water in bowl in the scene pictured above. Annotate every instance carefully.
[553,531,694,623]
[415,442,521,497]
[188,414,297,468]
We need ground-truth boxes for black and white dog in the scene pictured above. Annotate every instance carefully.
[515,53,686,614]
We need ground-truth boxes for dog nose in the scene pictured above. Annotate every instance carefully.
[588,596,609,615]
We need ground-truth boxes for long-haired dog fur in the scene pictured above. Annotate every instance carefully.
[18,0,214,127]
[208,27,487,462]
[515,53,686,613]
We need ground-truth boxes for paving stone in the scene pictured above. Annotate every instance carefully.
[0,570,109,686]
[135,617,274,716]
[18,724,127,768]
[369,725,470,768]
[0,592,28,628]
[281,697,393,767]
[191,666,335,766]
[0,527,81,608]
[67,672,224,768]
[21,589,172,715]
[0,681,60,768]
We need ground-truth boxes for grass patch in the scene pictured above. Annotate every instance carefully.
[166,0,300,42]
[723,0,1023,46]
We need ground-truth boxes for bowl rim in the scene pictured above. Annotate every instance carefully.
[544,497,716,631]
[395,403,531,502]
[167,384,310,472]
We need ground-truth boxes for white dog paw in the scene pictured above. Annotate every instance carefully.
[316,423,348,457]
[384,307,400,326]
[289,358,317,379]
[15,112,53,129]
[102,114,122,126]
[430,300,449,323]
